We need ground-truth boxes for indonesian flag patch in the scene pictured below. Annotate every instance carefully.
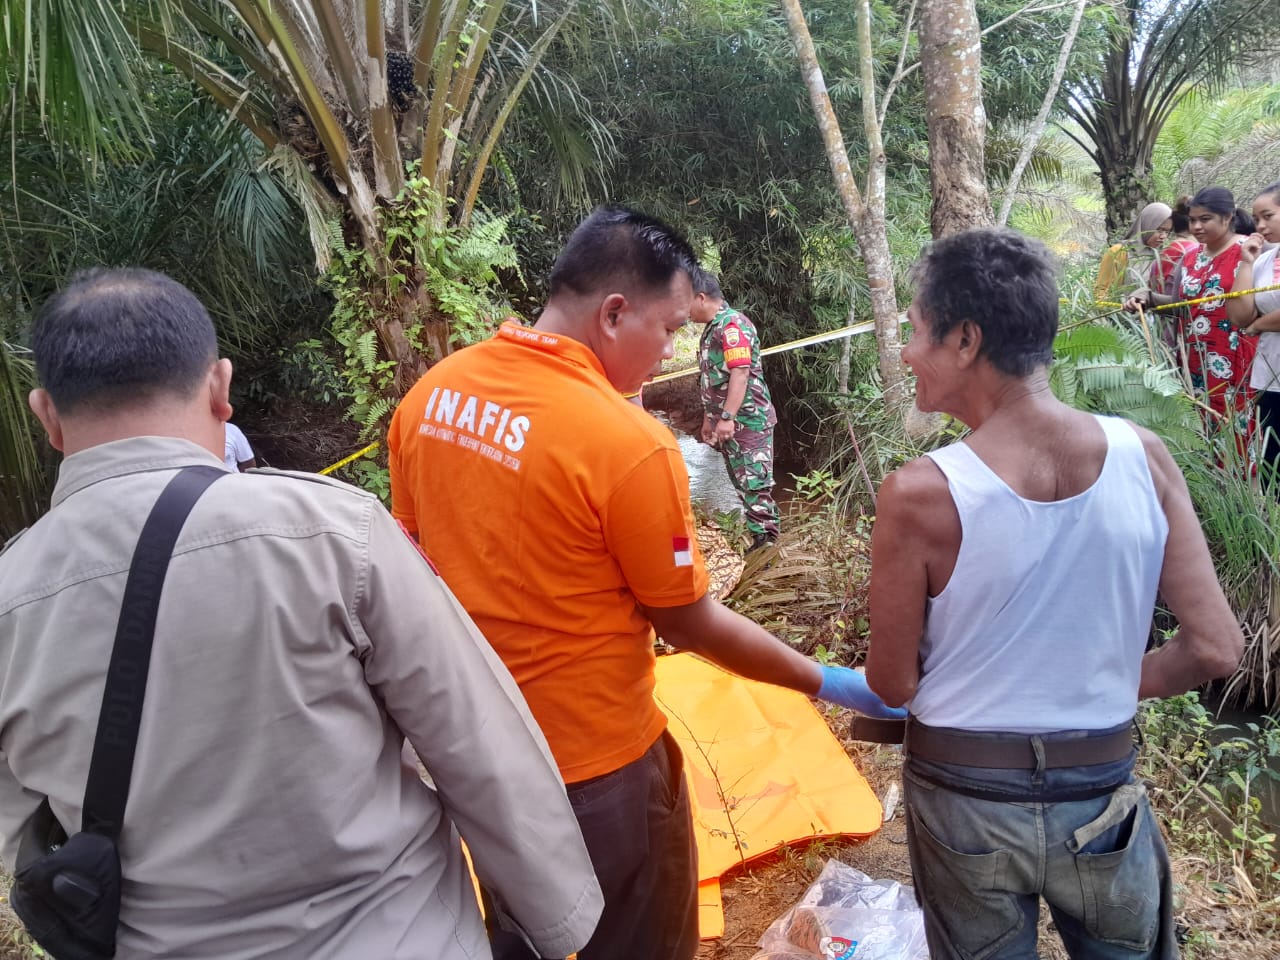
[673,536,694,567]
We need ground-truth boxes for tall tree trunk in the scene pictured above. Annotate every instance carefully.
[778,0,906,408]
[919,0,992,237]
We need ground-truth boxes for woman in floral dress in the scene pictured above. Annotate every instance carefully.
[1128,186,1266,457]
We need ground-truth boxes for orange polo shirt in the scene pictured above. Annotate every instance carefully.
[388,321,709,783]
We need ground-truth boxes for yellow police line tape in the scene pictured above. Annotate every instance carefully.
[625,277,1280,393]
[319,440,382,476]
[1093,280,1280,313]
[313,323,885,452]
[632,318,881,392]
[320,280,1280,474]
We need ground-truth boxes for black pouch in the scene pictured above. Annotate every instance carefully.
[11,802,120,960]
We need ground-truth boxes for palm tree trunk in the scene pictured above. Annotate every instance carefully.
[918,0,992,237]
[1098,147,1156,239]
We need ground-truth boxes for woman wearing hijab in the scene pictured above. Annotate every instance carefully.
[1094,201,1172,302]
[1153,196,1200,298]
[1127,186,1263,458]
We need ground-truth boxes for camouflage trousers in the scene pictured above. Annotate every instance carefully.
[721,426,780,539]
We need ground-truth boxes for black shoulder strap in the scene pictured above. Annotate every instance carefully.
[80,466,225,839]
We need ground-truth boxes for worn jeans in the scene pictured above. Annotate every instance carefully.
[489,730,698,960]
[903,727,1176,960]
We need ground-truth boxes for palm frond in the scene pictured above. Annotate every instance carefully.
[0,341,48,538]
[0,0,152,160]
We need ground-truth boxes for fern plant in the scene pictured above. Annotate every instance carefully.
[1050,317,1201,449]
[322,166,517,451]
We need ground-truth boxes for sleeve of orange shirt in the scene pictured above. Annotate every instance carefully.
[601,445,709,608]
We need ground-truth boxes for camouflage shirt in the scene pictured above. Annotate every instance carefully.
[698,303,776,431]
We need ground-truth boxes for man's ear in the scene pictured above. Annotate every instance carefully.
[209,358,234,422]
[28,388,64,452]
[596,292,628,338]
[955,319,983,368]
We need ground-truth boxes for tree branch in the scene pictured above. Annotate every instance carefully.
[896,0,1077,85]
[458,5,570,227]
[997,0,1088,225]
[877,0,916,129]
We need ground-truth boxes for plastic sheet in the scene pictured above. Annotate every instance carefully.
[751,859,929,960]
[652,654,884,938]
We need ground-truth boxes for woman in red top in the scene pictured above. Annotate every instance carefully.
[1129,186,1264,456]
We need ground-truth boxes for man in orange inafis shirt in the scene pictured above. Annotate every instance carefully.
[389,206,905,960]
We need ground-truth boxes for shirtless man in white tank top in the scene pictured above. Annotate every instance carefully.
[866,227,1242,960]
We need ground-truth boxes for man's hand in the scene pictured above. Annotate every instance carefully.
[817,666,908,719]
[712,417,736,445]
[700,415,716,445]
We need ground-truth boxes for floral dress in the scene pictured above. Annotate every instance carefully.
[1179,242,1257,449]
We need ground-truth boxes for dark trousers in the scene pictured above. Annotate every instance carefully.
[489,731,699,960]
[1259,390,1280,497]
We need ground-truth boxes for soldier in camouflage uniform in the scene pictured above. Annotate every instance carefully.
[691,270,779,550]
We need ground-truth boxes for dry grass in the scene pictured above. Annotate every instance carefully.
[0,881,40,960]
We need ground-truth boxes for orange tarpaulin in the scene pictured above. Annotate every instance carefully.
[653,653,885,939]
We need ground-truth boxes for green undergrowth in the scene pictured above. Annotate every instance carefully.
[1137,693,1280,949]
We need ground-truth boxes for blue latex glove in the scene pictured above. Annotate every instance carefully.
[817,665,908,719]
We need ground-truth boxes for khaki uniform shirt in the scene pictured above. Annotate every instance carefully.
[0,437,601,959]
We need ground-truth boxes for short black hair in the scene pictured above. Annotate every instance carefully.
[33,267,218,413]
[1231,207,1256,235]
[1190,186,1235,219]
[548,206,697,300]
[911,228,1059,377]
[692,268,723,300]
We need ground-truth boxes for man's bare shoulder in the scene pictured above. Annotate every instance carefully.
[881,455,950,506]
[1121,420,1181,499]
[877,455,956,537]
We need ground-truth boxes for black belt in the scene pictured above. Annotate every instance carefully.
[904,718,1134,770]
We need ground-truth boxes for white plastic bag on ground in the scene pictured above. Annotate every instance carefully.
[750,859,928,960]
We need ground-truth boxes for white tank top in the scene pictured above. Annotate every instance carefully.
[909,415,1168,733]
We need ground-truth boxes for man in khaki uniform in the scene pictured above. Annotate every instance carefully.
[0,268,602,959]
